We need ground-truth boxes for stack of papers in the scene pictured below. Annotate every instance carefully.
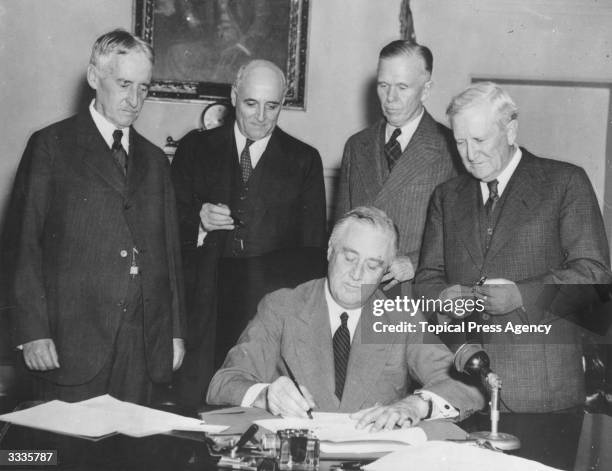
[255,412,427,454]
[0,394,228,440]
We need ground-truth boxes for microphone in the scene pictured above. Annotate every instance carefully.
[453,342,520,451]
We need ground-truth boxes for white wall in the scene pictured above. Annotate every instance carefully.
[411,0,612,249]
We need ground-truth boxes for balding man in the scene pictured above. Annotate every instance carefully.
[171,59,326,406]
[335,40,461,290]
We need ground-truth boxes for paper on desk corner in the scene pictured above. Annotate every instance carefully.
[363,441,562,471]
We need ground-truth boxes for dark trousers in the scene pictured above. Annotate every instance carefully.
[33,279,153,405]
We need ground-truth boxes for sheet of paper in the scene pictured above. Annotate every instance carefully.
[255,412,427,452]
[0,395,228,439]
[0,400,119,438]
[78,395,228,436]
[363,441,562,471]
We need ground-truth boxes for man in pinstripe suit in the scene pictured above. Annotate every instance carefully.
[335,40,461,290]
[416,82,612,412]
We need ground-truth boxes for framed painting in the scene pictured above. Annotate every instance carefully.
[133,0,310,109]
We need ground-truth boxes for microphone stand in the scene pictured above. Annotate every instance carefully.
[454,343,521,451]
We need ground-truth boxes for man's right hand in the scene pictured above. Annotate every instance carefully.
[199,203,235,232]
[23,338,60,371]
[256,376,316,418]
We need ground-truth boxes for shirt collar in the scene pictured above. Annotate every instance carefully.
[384,107,425,152]
[233,122,272,168]
[89,99,130,153]
[480,146,522,202]
[324,279,361,342]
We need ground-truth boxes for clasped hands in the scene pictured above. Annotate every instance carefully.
[256,376,430,431]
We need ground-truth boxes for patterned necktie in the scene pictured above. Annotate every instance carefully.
[333,312,351,400]
[112,129,128,176]
[484,179,500,216]
[239,138,254,183]
[384,128,402,171]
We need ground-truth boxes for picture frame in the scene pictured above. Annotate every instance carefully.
[133,0,310,109]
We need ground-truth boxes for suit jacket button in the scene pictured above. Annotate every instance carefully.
[482,313,491,321]
[120,250,128,258]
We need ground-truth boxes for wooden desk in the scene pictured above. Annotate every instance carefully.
[0,406,601,470]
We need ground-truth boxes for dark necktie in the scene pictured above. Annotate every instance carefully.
[240,138,254,183]
[484,179,500,216]
[333,312,351,400]
[384,128,402,171]
[112,129,127,176]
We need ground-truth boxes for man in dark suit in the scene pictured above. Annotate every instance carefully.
[4,29,186,404]
[416,81,612,412]
[335,40,460,289]
[171,59,326,406]
[208,206,483,429]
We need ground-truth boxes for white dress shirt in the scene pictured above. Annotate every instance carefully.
[89,99,130,153]
[384,107,424,152]
[479,147,522,203]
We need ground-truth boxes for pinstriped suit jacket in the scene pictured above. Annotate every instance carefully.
[5,111,185,386]
[416,150,612,412]
[207,278,484,417]
[334,110,461,267]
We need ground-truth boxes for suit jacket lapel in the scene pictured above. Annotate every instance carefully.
[353,121,386,202]
[485,153,543,261]
[451,178,485,268]
[289,279,339,409]
[77,112,126,195]
[382,111,442,193]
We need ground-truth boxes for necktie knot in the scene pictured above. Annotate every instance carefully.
[112,129,124,151]
[389,128,402,143]
[245,138,254,150]
[340,312,348,327]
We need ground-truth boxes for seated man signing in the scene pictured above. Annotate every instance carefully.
[207,207,483,430]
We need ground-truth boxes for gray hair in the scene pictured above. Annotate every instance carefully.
[89,29,154,72]
[446,81,518,127]
[233,59,287,95]
[330,206,399,264]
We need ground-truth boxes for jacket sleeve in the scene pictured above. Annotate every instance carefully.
[163,160,187,338]
[333,139,353,223]
[207,292,285,405]
[6,131,54,346]
[298,148,327,248]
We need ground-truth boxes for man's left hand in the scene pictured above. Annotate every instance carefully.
[473,278,523,315]
[172,338,185,371]
[350,395,430,431]
[381,256,415,290]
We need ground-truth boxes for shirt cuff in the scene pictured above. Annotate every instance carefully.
[414,390,459,420]
[197,225,207,247]
[241,383,269,407]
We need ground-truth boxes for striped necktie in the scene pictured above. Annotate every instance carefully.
[333,312,351,400]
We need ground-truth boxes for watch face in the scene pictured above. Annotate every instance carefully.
[201,102,232,130]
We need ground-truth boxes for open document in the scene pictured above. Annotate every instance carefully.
[0,394,228,440]
[255,412,449,454]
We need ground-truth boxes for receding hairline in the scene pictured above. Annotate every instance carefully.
[233,60,287,96]
[89,29,154,72]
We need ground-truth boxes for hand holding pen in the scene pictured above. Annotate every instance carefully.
[259,358,316,418]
